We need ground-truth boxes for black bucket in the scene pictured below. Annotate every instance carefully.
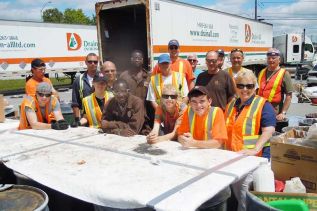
[0,184,49,211]
[246,191,279,211]
[275,118,289,133]
[299,118,317,126]
[60,102,74,125]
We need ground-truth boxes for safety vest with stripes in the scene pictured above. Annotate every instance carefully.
[82,91,113,128]
[188,106,218,140]
[225,95,268,153]
[150,71,185,105]
[19,95,58,130]
[258,68,286,103]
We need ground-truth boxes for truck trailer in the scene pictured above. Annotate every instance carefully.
[95,0,273,72]
[0,20,98,78]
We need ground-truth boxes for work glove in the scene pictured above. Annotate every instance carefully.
[70,117,81,128]
[51,119,69,130]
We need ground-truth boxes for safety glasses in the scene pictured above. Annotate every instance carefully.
[187,59,198,63]
[37,92,52,97]
[206,59,217,64]
[162,94,178,99]
[87,60,98,65]
[231,48,244,54]
[236,84,255,90]
[169,46,178,50]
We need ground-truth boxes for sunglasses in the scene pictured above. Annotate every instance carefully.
[206,59,218,64]
[162,94,178,99]
[37,92,52,97]
[87,60,98,65]
[231,48,244,54]
[169,46,178,50]
[236,84,255,90]
[187,59,198,63]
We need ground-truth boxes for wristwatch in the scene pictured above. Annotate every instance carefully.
[282,111,287,115]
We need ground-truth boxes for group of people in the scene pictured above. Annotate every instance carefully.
[17,38,293,210]
[19,39,294,158]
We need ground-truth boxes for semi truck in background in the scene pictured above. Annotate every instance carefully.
[95,0,273,73]
[0,20,98,80]
[273,33,315,65]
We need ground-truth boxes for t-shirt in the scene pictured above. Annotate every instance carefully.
[195,70,236,110]
[154,105,183,134]
[83,96,105,115]
[151,58,194,86]
[146,73,189,102]
[177,106,228,141]
[25,77,53,96]
[193,68,204,83]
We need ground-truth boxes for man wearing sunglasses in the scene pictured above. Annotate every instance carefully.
[71,53,99,127]
[25,58,59,98]
[101,79,151,137]
[19,82,68,130]
[257,48,293,122]
[196,51,236,110]
[151,39,195,90]
[187,53,203,83]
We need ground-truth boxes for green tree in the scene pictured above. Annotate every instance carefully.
[63,8,92,25]
[43,8,63,23]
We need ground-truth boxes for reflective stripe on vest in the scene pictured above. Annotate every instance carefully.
[258,68,285,103]
[225,99,235,125]
[83,92,112,128]
[188,106,217,140]
[151,72,184,105]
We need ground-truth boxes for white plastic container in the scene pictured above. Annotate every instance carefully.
[252,160,275,192]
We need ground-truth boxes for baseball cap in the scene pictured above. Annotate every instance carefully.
[158,54,171,64]
[188,86,210,99]
[168,39,179,47]
[31,58,46,69]
[267,48,280,57]
[36,82,52,94]
[217,49,225,57]
[93,72,108,83]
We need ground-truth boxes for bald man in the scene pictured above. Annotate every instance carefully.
[101,61,117,92]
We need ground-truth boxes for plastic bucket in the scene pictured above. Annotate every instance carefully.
[246,191,279,211]
[0,184,49,211]
[298,118,317,126]
[60,102,74,125]
[267,199,309,211]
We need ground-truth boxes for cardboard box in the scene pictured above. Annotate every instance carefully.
[0,94,4,123]
[251,191,317,211]
[271,129,317,193]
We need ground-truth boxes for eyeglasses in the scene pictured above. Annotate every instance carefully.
[87,60,98,65]
[103,69,116,73]
[37,92,52,97]
[169,46,178,50]
[187,59,198,63]
[34,67,46,71]
[231,48,244,54]
[206,59,218,64]
[236,84,255,90]
[162,94,178,99]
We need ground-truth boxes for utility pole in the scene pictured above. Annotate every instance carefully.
[255,0,258,20]
[301,28,306,63]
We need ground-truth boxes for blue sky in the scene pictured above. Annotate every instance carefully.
[0,0,316,41]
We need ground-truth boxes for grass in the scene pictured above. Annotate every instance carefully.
[0,77,71,92]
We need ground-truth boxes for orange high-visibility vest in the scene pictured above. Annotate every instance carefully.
[19,95,58,130]
[258,68,286,103]
[82,91,113,128]
[150,71,185,105]
[188,106,218,140]
[225,95,268,155]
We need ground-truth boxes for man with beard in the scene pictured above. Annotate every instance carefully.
[101,79,151,136]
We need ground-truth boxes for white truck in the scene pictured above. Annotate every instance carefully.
[273,33,315,65]
[0,20,98,79]
[95,0,273,73]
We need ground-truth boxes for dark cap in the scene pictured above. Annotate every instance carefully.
[168,39,179,47]
[31,58,46,69]
[93,72,108,83]
[217,49,225,57]
[188,86,209,99]
[158,54,171,64]
[36,82,52,94]
[267,48,280,57]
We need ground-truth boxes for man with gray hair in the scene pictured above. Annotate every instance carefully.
[187,53,203,83]
[19,82,68,130]
[195,51,235,110]
[257,48,293,121]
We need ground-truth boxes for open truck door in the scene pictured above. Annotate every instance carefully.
[95,1,150,73]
